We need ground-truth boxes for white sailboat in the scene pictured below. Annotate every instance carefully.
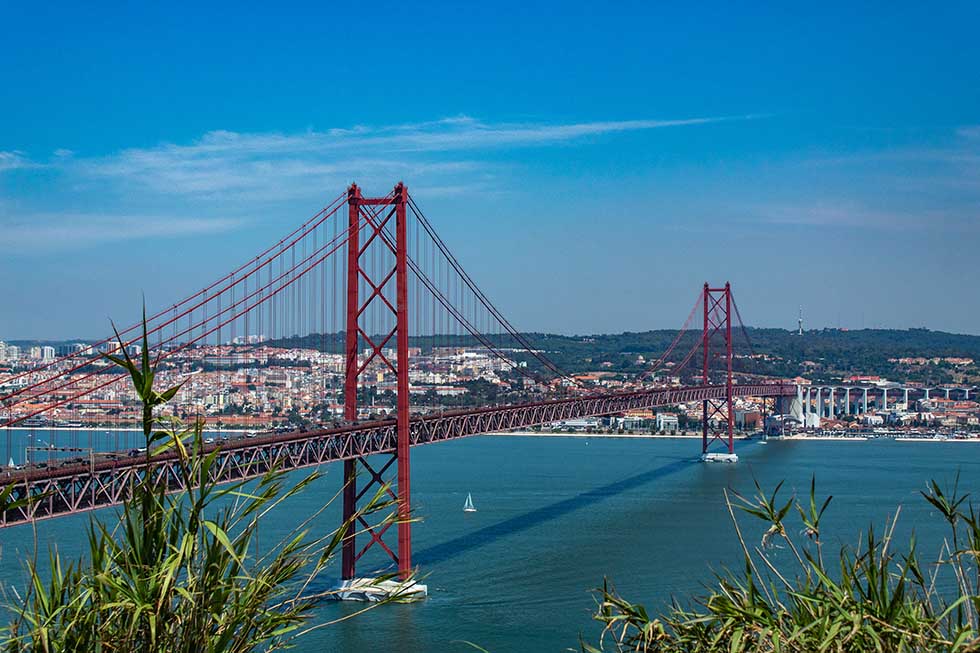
[463,493,477,513]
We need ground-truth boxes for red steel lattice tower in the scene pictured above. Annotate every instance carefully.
[701,282,735,455]
[341,182,413,581]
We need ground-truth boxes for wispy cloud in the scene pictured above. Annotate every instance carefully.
[0,114,759,247]
[295,114,758,151]
[63,114,756,200]
[744,124,980,231]
[0,151,36,172]
[79,153,483,199]
[805,124,980,171]
[0,212,244,250]
[957,125,980,140]
[100,114,751,157]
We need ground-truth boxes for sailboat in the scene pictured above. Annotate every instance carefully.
[463,493,477,513]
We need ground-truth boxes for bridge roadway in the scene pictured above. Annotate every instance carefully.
[0,382,795,527]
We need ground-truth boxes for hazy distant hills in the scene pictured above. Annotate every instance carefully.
[271,328,980,385]
[509,328,980,384]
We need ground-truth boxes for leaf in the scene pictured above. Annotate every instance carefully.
[159,383,183,403]
[202,520,242,565]
[107,321,145,399]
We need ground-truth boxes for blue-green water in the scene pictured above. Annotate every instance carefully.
[2,435,979,652]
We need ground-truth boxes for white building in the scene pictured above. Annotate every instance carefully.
[41,346,56,362]
[56,343,88,356]
[655,413,679,432]
[886,411,914,425]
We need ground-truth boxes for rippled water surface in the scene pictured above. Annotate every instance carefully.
[3,435,979,652]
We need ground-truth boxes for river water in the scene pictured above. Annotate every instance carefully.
[2,434,979,652]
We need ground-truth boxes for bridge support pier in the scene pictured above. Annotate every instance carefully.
[700,282,737,463]
[782,386,804,426]
[337,182,425,599]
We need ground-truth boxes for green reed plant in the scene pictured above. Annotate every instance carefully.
[586,476,980,652]
[2,311,404,652]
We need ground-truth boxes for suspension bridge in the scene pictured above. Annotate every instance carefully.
[0,183,796,587]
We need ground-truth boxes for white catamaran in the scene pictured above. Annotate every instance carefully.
[463,493,477,513]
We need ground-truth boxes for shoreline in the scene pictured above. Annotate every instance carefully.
[897,437,979,443]
[769,435,868,441]
[487,431,751,440]
[487,431,980,443]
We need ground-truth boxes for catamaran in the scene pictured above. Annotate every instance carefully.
[463,493,477,513]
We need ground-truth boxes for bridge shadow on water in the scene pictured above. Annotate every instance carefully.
[413,457,697,567]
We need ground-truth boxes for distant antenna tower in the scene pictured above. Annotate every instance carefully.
[798,306,804,336]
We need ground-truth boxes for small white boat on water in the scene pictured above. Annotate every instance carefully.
[463,493,477,513]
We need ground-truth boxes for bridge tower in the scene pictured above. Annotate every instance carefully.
[341,182,417,588]
[701,282,737,462]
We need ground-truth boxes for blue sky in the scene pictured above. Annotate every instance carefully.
[2,2,979,339]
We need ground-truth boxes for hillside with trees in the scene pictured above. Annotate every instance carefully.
[269,327,980,386]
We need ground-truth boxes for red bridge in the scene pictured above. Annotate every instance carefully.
[0,184,796,584]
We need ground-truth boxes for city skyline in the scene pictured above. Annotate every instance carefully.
[3,3,979,339]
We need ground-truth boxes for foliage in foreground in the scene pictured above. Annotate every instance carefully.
[588,477,980,652]
[2,316,399,652]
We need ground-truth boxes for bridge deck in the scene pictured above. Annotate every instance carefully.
[0,383,794,527]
